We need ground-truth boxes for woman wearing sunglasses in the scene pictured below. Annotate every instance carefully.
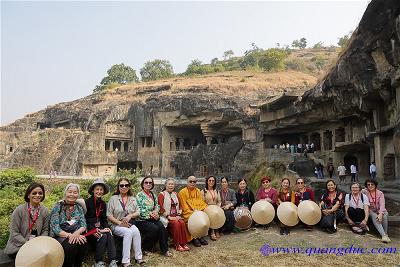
[5,182,50,259]
[107,178,144,266]
[256,176,277,206]
[361,179,391,243]
[136,176,171,257]
[294,177,315,230]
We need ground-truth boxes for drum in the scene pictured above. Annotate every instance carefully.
[233,206,252,230]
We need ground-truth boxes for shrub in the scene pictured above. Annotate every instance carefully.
[258,49,288,71]
[0,167,36,189]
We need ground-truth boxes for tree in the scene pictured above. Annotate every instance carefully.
[140,59,174,82]
[313,41,324,49]
[210,58,219,66]
[185,59,213,75]
[258,48,287,71]
[94,63,138,92]
[291,37,307,49]
[338,31,352,48]
[223,50,234,60]
[239,52,258,70]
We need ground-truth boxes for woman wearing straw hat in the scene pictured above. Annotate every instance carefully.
[319,179,345,233]
[344,182,370,235]
[85,179,117,267]
[361,179,391,243]
[276,178,295,235]
[107,178,144,266]
[294,177,315,231]
[219,176,237,234]
[136,176,172,257]
[50,183,88,267]
[158,178,190,252]
[201,175,222,240]
[5,182,50,259]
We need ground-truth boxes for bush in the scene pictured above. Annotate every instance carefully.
[0,167,36,190]
[258,49,288,71]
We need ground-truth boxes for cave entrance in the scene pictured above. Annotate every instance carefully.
[117,161,142,173]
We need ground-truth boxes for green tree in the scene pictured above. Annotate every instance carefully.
[185,59,213,75]
[210,58,219,66]
[313,41,324,49]
[292,38,307,49]
[223,50,234,60]
[258,48,287,71]
[94,63,138,92]
[140,59,174,82]
[338,31,352,48]
[239,52,258,70]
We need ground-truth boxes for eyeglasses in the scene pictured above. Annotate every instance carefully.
[189,180,197,184]
[262,181,270,184]
[144,181,153,185]
[31,192,43,195]
[297,182,304,184]
[367,183,375,186]
[119,184,130,188]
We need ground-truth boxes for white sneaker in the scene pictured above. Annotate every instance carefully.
[382,235,391,243]
[109,260,118,267]
[94,262,106,267]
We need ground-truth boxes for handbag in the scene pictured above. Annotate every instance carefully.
[319,214,334,228]
[55,221,81,243]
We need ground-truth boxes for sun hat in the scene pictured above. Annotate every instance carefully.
[251,200,275,225]
[277,202,299,226]
[297,200,321,225]
[15,236,64,267]
[188,210,210,238]
[88,178,110,195]
[204,205,226,229]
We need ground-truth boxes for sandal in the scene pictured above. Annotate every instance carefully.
[210,233,217,241]
[163,251,173,257]
[135,259,146,265]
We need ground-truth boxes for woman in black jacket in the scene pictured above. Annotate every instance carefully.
[85,179,117,267]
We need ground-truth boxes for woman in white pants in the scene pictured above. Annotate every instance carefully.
[107,178,145,266]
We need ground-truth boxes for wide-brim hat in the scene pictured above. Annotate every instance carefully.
[15,236,64,267]
[188,210,210,238]
[251,200,275,225]
[298,200,321,225]
[88,178,110,195]
[277,202,299,227]
[234,207,253,230]
[204,205,226,229]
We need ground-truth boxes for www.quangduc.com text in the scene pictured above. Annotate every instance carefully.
[259,244,397,256]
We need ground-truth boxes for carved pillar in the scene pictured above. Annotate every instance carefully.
[121,141,125,152]
[206,137,212,145]
[320,131,324,152]
[110,141,114,151]
[179,138,184,150]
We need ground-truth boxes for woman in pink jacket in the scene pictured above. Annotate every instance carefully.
[362,179,391,243]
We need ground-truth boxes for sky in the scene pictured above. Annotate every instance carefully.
[1,0,370,126]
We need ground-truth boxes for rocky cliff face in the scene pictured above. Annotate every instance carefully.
[0,71,314,177]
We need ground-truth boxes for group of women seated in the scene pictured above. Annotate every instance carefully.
[4,175,391,267]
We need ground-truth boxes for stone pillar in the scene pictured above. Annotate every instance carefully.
[320,131,324,152]
[179,138,184,150]
[110,141,114,151]
[170,138,176,151]
[374,135,384,179]
[206,137,212,145]
[331,129,336,150]
[121,141,125,152]
[217,136,223,144]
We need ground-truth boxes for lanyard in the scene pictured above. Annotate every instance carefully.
[119,196,128,211]
[28,204,40,232]
[370,191,377,210]
[209,190,216,203]
[352,194,360,207]
[94,197,102,221]
[222,189,228,203]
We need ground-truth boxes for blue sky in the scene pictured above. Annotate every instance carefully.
[1,1,369,125]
